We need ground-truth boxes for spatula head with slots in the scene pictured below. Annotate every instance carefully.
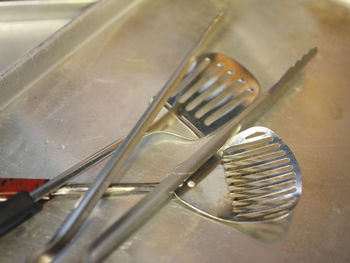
[165,53,260,137]
[174,126,302,223]
[222,126,302,221]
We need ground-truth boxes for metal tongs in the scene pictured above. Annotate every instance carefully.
[30,9,228,263]
[83,48,317,262]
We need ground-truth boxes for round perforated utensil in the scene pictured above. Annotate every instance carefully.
[175,126,302,222]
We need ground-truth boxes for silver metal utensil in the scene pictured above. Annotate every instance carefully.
[29,9,234,263]
[84,47,317,263]
[175,126,302,223]
[222,126,302,222]
[0,182,157,202]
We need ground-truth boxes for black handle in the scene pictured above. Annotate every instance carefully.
[0,191,41,237]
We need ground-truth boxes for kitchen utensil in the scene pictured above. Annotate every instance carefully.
[83,47,317,263]
[222,126,302,221]
[175,126,302,223]
[29,9,240,262]
[0,178,48,200]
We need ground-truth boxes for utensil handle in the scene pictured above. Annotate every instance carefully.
[0,138,123,237]
[0,178,48,198]
[0,182,159,237]
[85,170,190,263]
[0,191,40,237]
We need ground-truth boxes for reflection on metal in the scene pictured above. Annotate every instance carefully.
[233,213,294,244]
[0,0,96,73]
[0,0,97,22]
[52,182,159,197]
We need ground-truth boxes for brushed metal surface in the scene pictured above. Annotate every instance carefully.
[0,0,95,73]
[0,0,349,262]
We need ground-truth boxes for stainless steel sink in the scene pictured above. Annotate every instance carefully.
[0,0,96,73]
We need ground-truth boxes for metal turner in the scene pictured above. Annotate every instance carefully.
[164,53,259,137]
[175,126,302,223]
[222,126,302,221]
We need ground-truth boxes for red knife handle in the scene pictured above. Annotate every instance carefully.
[0,178,48,198]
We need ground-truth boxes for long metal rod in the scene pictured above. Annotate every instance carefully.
[84,48,317,263]
[0,182,158,202]
[30,138,123,202]
[51,182,158,197]
[30,9,227,263]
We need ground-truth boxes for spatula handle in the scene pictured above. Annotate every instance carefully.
[0,138,123,237]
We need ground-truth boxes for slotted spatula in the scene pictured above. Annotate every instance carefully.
[175,126,302,223]
[222,126,302,222]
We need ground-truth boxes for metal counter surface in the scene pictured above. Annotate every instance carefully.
[0,0,96,73]
[0,0,349,262]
